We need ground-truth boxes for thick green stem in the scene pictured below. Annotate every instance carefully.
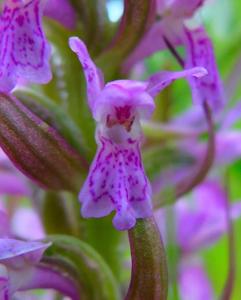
[125,217,168,300]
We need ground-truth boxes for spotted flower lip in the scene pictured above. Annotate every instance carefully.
[69,36,207,230]
[0,0,52,92]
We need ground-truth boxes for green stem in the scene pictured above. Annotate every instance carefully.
[125,217,168,300]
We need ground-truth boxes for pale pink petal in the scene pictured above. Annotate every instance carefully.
[0,173,30,196]
[11,207,45,240]
[179,262,213,300]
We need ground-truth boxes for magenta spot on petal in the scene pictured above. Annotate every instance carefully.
[15,15,24,26]
[28,37,34,45]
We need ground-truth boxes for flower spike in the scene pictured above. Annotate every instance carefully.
[0,0,52,92]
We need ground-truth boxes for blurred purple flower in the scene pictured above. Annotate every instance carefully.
[0,148,45,240]
[11,207,45,240]
[0,200,45,241]
[0,149,30,196]
[44,0,76,29]
[0,0,52,93]
[0,239,50,299]
[155,177,241,299]
[179,261,213,300]
[0,238,79,299]
[124,0,224,110]
[69,36,207,230]
[176,180,241,253]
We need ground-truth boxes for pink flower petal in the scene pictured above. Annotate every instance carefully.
[146,67,207,97]
[184,26,224,110]
[179,262,213,300]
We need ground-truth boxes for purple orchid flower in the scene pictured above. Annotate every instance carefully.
[0,203,45,240]
[0,239,50,299]
[0,239,80,299]
[176,180,241,253]
[179,260,213,300]
[124,0,224,110]
[155,179,241,299]
[0,0,52,93]
[69,36,207,230]
[176,179,241,298]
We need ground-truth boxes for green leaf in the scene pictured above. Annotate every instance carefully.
[15,88,90,158]
[0,93,87,192]
[45,235,121,300]
[44,20,96,160]
[42,192,82,237]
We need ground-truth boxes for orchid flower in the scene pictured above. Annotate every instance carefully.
[175,180,241,253]
[0,239,80,299]
[0,0,52,92]
[0,239,50,299]
[155,179,241,299]
[0,203,45,241]
[124,0,224,110]
[179,261,214,300]
[69,36,207,230]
